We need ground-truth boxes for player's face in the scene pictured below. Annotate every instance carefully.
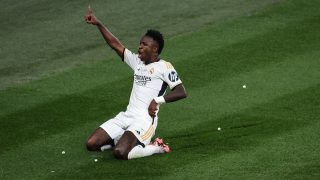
[138,36,158,64]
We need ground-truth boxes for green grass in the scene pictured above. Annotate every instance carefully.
[0,0,278,90]
[1,0,320,179]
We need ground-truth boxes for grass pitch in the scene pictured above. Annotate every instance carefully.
[1,0,320,179]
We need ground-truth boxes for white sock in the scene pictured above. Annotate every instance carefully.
[128,145,164,159]
[100,144,112,151]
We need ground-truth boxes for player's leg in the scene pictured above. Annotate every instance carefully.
[112,131,139,159]
[87,113,127,151]
[112,131,169,160]
[115,118,169,160]
[86,127,113,151]
[128,137,170,159]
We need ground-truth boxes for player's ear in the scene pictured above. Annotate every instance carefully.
[152,46,158,54]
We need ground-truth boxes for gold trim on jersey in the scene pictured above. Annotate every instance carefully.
[161,60,173,69]
[141,125,155,141]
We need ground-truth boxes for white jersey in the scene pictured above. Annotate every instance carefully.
[123,48,182,117]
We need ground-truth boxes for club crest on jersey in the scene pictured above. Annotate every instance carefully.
[149,68,154,74]
[134,74,151,86]
[168,71,179,82]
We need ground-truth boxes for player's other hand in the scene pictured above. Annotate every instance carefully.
[148,99,158,117]
[85,5,100,25]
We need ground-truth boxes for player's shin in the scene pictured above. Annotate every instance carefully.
[127,145,163,159]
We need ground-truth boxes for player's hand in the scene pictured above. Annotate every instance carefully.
[148,99,158,117]
[85,5,100,25]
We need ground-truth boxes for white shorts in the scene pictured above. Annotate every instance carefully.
[100,111,158,146]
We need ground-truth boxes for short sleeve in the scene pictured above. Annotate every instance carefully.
[161,61,182,89]
[123,49,140,70]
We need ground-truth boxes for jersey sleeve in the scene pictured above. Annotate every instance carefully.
[160,61,182,89]
[123,48,140,70]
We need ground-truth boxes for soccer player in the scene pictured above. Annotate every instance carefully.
[85,6,187,160]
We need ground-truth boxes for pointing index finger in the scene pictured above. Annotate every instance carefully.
[88,5,92,14]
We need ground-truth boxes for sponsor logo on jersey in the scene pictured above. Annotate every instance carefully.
[168,71,179,82]
[134,74,151,86]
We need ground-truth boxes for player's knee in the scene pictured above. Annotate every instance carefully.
[86,139,99,151]
[113,147,128,160]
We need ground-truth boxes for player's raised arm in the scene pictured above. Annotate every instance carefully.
[85,6,125,58]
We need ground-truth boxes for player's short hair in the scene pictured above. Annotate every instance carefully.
[145,29,164,54]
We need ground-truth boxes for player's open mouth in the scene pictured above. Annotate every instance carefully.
[138,50,143,58]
